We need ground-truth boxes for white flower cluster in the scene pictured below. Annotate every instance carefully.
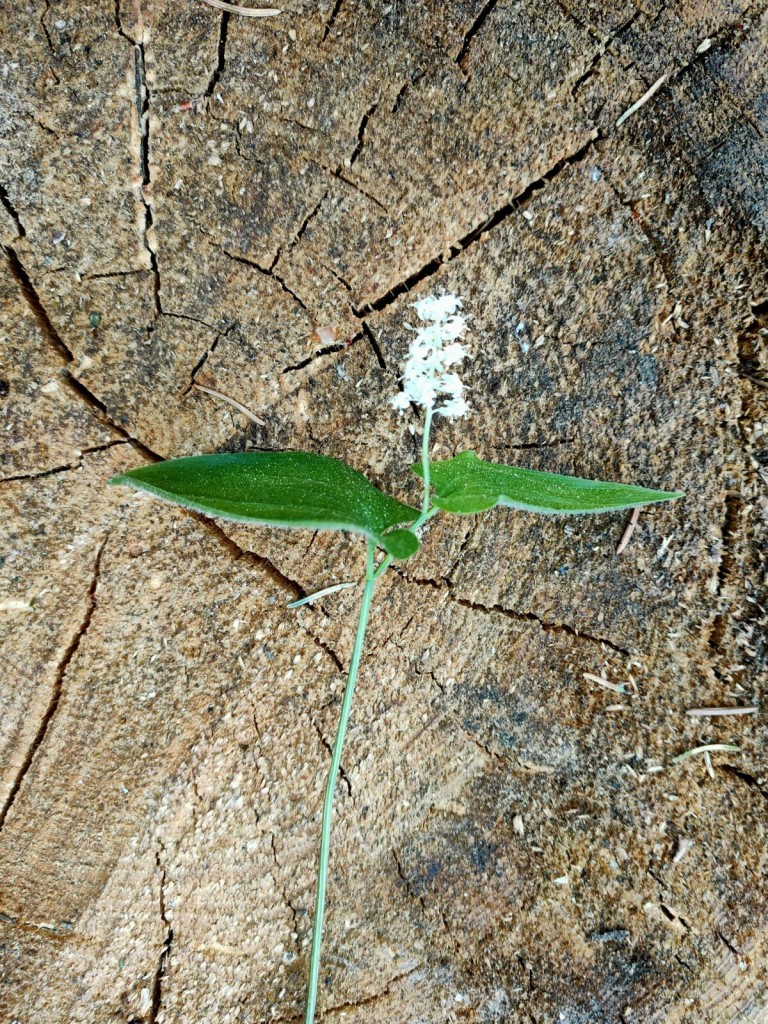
[390,293,470,419]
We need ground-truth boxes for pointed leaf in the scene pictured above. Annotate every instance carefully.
[413,451,683,515]
[110,452,420,556]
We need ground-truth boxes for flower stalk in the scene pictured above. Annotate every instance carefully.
[304,539,377,1024]
[304,386,443,1023]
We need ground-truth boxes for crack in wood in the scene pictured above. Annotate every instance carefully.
[190,514,305,601]
[204,10,229,99]
[217,244,310,312]
[0,537,107,832]
[134,42,161,315]
[1,440,130,485]
[390,73,423,115]
[282,334,356,374]
[354,132,599,317]
[348,101,378,166]
[184,320,236,393]
[719,764,768,802]
[321,965,423,1018]
[361,321,386,370]
[39,0,57,58]
[270,833,301,941]
[321,0,345,42]
[4,243,73,361]
[454,595,633,658]
[309,635,344,675]
[326,165,386,211]
[570,11,640,97]
[312,720,352,798]
[1,461,82,486]
[146,842,173,1024]
[290,190,329,253]
[455,0,499,72]
[0,183,26,238]
[113,5,161,315]
[716,928,742,958]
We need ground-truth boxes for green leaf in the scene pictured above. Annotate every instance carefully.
[380,528,420,559]
[110,451,420,557]
[412,451,684,515]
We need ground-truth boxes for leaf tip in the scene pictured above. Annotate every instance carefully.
[107,472,132,488]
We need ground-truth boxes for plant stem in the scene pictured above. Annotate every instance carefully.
[371,409,437,583]
[421,406,433,517]
[304,540,376,1024]
[304,411,437,1021]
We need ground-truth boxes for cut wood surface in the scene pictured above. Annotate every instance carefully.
[1,1,767,1021]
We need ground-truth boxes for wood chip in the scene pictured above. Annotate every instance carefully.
[673,837,694,863]
[616,74,669,128]
[584,672,626,694]
[616,506,640,555]
[199,0,281,16]
[192,383,267,425]
[671,743,741,764]
[311,325,339,346]
[686,707,758,717]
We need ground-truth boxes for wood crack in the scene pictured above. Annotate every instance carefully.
[282,333,357,374]
[361,321,387,370]
[146,841,173,1024]
[0,537,107,832]
[321,965,423,1018]
[217,244,310,312]
[570,10,640,98]
[309,635,344,675]
[134,42,161,315]
[204,10,229,99]
[325,165,386,211]
[1,440,130,485]
[312,720,352,798]
[719,764,768,802]
[455,0,499,72]
[454,595,633,657]
[349,101,378,166]
[184,321,235,393]
[190,514,305,601]
[4,243,73,361]
[321,0,345,42]
[354,132,599,317]
[270,834,301,942]
[0,184,26,238]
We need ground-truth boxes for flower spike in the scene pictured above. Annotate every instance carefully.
[390,293,471,419]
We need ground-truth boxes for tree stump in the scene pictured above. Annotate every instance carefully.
[1,2,767,1021]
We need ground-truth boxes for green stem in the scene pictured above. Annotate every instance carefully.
[304,540,376,1024]
[421,406,433,518]
[304,409,437,1022]
[372,407,437,583]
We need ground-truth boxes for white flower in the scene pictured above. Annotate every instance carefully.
[390,293,471,419]
[412,294,462,322]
